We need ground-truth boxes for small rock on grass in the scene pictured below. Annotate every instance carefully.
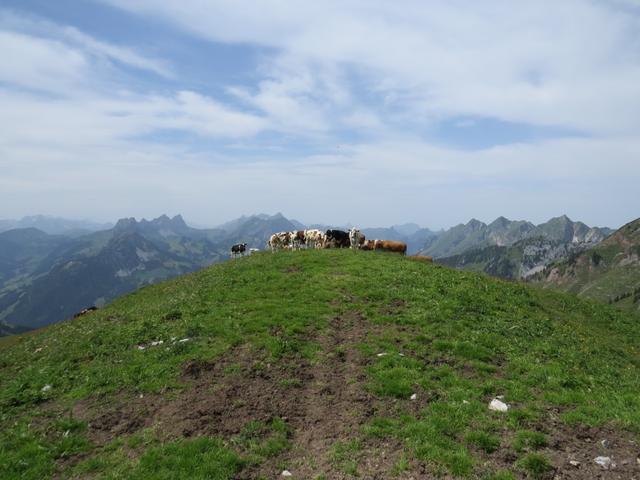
[281,470,292,477]
[410,393,417,401]
[569,460,580,467]
[488,398,509,412]
[41,384,52,392]
[594,456,613,469]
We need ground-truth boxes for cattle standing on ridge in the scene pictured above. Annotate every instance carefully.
[304,229,325,249]
[268,232,291,251]
[373,240,407,255]
[230,243,247,258]
[359,239,406,254]
[349,228,363,249]
[291,230,306,250]
[325,229,350,248]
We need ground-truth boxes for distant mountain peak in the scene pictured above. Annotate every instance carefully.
[466,218,485,228]
[114,217,137,230]
[489,216,510,228]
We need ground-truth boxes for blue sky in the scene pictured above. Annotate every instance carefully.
[1,0,639,229]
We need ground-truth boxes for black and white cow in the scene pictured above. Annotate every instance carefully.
[324,229,350,248]
[230,243,247,258]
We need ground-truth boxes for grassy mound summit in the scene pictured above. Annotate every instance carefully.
[1,250,639,479]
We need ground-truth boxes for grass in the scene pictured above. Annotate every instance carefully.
[1,249,639,478]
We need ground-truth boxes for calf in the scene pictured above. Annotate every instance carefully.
[230,243,247,258]
[325,229,350,248]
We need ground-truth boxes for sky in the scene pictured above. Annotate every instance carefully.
[1,0,639,230]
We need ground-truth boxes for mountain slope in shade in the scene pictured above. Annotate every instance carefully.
[533,217,640,310]
[0,228,72,287]
[437,236,594,280]
[0,213,304,331]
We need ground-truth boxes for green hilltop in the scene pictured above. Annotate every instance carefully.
[1,249,639,479]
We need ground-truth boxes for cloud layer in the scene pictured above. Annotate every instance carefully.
[1,2,639,228]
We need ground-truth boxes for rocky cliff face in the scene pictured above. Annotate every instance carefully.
[532,218,640,310]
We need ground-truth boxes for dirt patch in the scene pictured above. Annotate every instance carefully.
[472,411,640,479]
[284,265,303,273]
[62,309,423,478]
[380,299,406,315]
[541,416,640,479]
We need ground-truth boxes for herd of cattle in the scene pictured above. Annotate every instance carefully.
[230,228,408,258]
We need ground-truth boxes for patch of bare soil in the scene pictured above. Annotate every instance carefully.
[472,410,640,479]
[62,309,426,478]
[542,416,640,479]
[268,310,412,479]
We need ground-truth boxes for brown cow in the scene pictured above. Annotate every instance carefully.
[411,255,433,263]
[374,240,407,255]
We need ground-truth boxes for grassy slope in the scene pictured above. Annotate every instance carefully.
[1,250,639,479]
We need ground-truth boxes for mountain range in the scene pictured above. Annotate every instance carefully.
[533,217,640,310]
[0,213,305,332]
[0,215,112,236]
[0,212,630,333]
[421,215,611,258]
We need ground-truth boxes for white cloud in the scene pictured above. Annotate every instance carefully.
[1,3,639,229]
[101,0,640,135]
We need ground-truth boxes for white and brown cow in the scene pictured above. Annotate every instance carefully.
[304,229,325,249]
[268,232,291,252]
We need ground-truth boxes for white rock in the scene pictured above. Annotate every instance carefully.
[178,338,190,343]
[462,400,470,404]
[281,470,292,477]
[41,384,52,392]
[398,353,405,357]
[34,347,43,353]
[569,460,580,467]
[376,352,387,357]
[488,398,509,412]
[594,456,612,469]
[137,345,146,350]
[410,393,417,401]
[151,340,164,346]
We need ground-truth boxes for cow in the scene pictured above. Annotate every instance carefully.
[349,228,363,249]
[291,230,306,250]
[268,231,291,252]
[230,243,247,258]
[374,240,407,255]
[325,229,350,248]
[360,239,376,251]
[412,255,433,263]
[304,229,325,249]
